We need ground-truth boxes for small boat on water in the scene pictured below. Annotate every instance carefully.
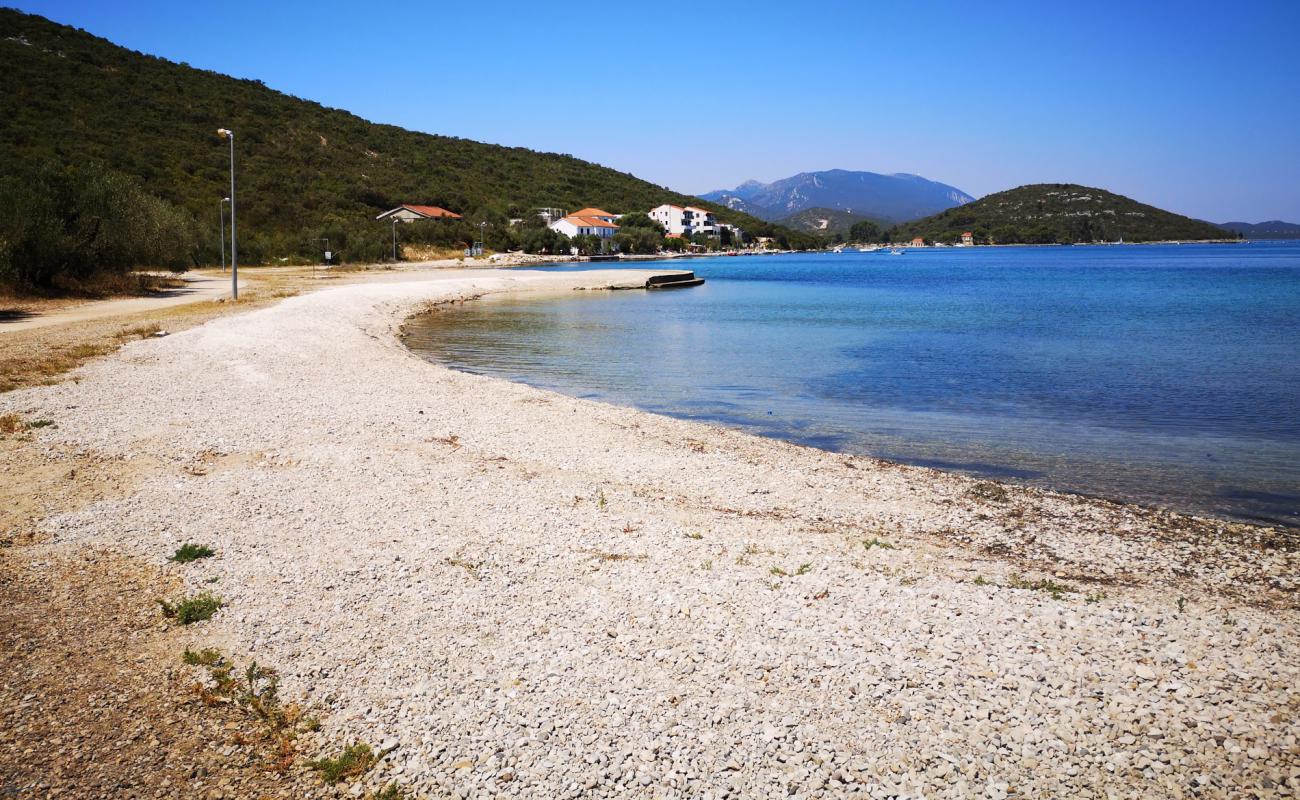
[858,245,881,253]
[889,248,904,256]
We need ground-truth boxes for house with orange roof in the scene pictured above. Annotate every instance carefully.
[961,231,975,246]
[910,236,926,247]
[375,204,463,222]
[548,213,620,240]
[569,207,619,224]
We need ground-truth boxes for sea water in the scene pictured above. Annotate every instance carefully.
[403,242,1300,526]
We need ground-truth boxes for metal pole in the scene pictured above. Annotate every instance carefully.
[392,218,398,262]
[228,133,237,300]
[219,199,226,271]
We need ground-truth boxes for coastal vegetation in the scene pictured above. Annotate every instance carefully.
[887,184,1234,244]
[0,160,196,293]
[0,8,790,283]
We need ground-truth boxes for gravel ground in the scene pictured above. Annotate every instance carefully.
[3,268,1297,799]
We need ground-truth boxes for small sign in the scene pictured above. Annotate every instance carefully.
[324,251,332,261]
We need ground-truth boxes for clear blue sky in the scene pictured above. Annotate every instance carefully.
[12,0,1300,221]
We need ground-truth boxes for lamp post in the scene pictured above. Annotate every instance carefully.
[216,129,237,299]
[218,197,230,271]
[391,217,399,262]
[479,221,487,256]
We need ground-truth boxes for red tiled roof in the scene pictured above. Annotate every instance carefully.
[571,207,615,218]
[562,215,618,229]
[402,204,462,219]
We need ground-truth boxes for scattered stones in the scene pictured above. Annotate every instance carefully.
[2,270,1296,799]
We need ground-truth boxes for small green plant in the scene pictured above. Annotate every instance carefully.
[684,532,703,540]
[699,559,713,571]
[973,576,989,586]
[374,784,408,800]
[796,562,813,575]
[769,565,788,577]
[182,647,223,666]
[170,543,215,563]
[1008,575,1073,600]
[862,538,895,550]
[1084,592,1106,604]
[596,488,607,511]
[1176,596,1187,613]
[160,592,223,624]
[310,743,377,784]
[26,419,56,429]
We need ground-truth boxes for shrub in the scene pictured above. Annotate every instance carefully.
[159,592,222,624]
[310,743,376,784]
[170,543,215,563]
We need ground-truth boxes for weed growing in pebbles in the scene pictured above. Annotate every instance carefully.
[169,543,215,563]
[160,591,222,624]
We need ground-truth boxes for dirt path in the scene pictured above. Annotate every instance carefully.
[0,272,244,335]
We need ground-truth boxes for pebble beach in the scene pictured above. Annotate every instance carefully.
[3,268,1297,799]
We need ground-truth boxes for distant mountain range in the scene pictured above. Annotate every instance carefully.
[892,184,1233,244]
[1215,220,1300,240]
[700,170,973,224]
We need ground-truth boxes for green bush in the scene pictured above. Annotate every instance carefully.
[0,160,197,292]
[169,543,215,563]
[159,591,223,624]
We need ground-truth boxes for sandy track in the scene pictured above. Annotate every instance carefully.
[0,272,246,334]
[2,269,1297,799]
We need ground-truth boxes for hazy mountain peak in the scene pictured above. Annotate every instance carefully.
[701,169,972,223]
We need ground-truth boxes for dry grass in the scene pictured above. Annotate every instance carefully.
[581,549,647,563]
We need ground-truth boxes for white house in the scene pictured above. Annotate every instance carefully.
[648,204,717,236]
[549,213,619,240]
[375,204,463,222]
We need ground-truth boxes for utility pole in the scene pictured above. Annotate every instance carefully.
[217,129,237,299]
[218,197,228,270]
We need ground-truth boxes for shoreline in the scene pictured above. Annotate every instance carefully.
[3,270,1297,798]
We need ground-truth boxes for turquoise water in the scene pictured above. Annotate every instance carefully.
[403,243,1300,526]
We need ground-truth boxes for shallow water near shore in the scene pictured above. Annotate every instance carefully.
[404,242,1300,526]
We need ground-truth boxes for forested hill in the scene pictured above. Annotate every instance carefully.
[891,184,1234,245]
[0,9,776,263]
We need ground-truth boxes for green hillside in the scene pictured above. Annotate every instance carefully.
[775,207,886,236]
[892,184,1234,245]
[0,9,788,267]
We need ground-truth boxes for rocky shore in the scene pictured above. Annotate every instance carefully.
[2,268,1296,799]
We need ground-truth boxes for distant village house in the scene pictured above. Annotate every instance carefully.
[648,204,717,237]
[376,204,463,222]
[961,231,975,246]
[548,208,620,240]
[910,236,926,247]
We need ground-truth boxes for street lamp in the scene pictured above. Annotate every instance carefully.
[479,221,487,256]
[216,128,237,299]
[391,217,399,262]
[218,197,230,271]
